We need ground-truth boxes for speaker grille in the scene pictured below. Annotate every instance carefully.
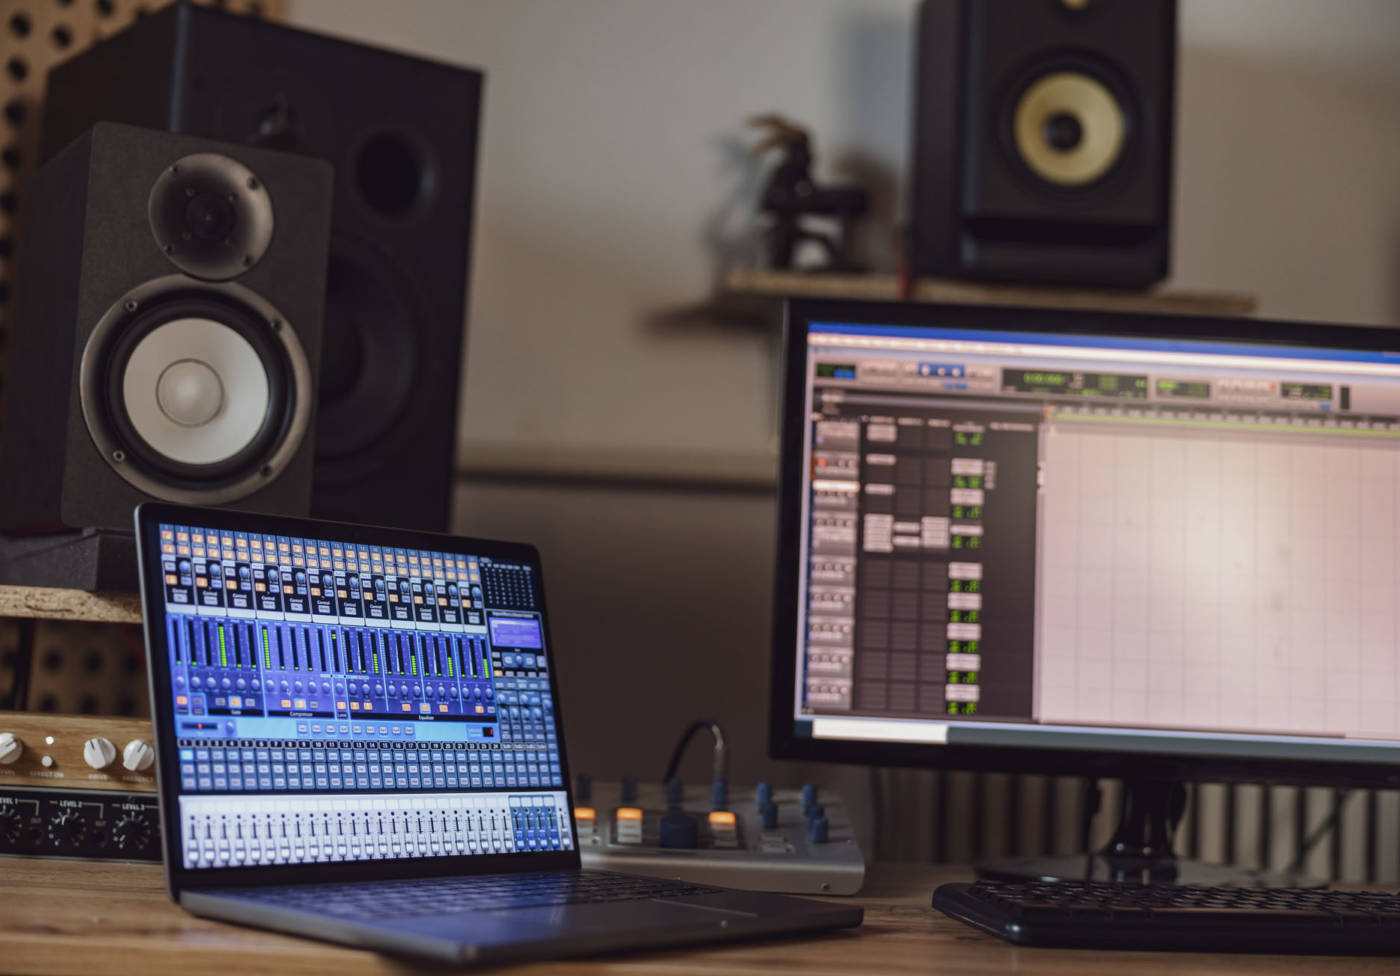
[0,0,282,460]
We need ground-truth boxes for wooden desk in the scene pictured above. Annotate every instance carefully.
[2,860,1392,975]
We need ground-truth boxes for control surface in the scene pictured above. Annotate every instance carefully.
[575,779,865,895]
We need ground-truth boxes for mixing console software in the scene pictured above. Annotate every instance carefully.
[790,322,1400,759]
[153,522,570,870]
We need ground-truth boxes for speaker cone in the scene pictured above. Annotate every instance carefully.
[1011,70,1127,187]
[79,276,312,504]
[313,236,433,484]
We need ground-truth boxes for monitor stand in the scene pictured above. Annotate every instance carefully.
[974,778,1316,888]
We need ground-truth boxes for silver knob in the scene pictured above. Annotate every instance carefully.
[122,740,155,772]
[0,732,22,765]
[84,737,118,769]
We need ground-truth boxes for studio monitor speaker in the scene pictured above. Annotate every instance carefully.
[0,122,332,533]
[910,0,1176,287]
[41,2,484,532]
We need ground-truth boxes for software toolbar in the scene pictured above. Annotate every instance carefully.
[153,522,573,867]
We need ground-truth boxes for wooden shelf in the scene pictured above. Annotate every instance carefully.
[0,585,141,624]
[724,269,1257,317]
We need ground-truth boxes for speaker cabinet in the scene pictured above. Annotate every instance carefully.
[0,122,332,533]
[910,0,1176,287]
[41,2,483,532]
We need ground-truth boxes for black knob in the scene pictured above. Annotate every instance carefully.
[0,806,25,846]
[110,813,155,855]
[47,809,88,848]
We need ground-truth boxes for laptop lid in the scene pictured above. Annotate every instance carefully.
[134,503,579,895]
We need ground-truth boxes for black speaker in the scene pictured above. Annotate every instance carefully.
[910,0,1176,287]
[40,2,483,532]
[0,122,332,533]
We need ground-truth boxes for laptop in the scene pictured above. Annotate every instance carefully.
[134,503,861,965]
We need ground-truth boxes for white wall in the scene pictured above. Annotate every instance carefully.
[288,0,1400,468]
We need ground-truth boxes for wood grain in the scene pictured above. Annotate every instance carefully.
[0,585,142,624]
[0,712,156,792]
[0,860,1388,975]
[724,269,1258,317]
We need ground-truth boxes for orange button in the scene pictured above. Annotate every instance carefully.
[574,807,596,821]
[708,811,737,826]
[616,807,643,821]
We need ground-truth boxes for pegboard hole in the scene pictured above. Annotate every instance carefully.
[95,0,115,16]
[1,145,19,171]
[8,13,32,38]
[0,192,16,214]
[52,25,73,49]
[6,58,28,82]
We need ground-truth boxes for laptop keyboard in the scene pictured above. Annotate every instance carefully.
[227,871,720,919]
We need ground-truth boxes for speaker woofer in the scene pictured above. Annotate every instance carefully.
[313,235,433,481]
[147,153,275,280]
[78,275,313,504]
[1011,70,1127,188]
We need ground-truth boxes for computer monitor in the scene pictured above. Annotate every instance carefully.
[770,299,1400,882]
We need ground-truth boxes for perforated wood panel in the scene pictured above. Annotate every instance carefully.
[0,0,282,436]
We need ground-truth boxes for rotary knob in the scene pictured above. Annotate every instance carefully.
[109,813,155,854]
[47,809,89,848]
[84,736,118,769]
[0,806,25,846]
[0,732,22,765]
[122,740,156,772]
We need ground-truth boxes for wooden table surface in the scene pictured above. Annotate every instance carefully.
[2,859,1396,975]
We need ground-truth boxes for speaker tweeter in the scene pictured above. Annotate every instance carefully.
[147,152,274,280]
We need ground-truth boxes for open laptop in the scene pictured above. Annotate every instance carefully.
[134,503,861,965]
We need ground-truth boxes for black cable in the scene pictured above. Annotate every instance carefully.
[662,719,729,784]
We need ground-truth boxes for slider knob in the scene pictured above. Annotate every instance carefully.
[123,740,156,772]
[83,736,118,769]
[0,733,22,765]
[810,815,829,844]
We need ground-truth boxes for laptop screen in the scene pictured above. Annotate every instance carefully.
[137,508,572,874]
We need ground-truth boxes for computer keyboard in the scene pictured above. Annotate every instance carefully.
[934,880,1400,955]
[232,871,718,919]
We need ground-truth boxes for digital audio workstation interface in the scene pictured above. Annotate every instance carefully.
[791,321,1400,760]
[154,523,571,869]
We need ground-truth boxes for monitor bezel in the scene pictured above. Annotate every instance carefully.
[770,297,1400,790]
[135,502,580,897]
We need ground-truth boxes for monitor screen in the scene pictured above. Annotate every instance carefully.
[139,510,571,873]
[774,302,1400,777]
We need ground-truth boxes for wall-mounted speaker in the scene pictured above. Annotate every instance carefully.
[0,122,332,533]
[40,2,484,532]
[910,0,1176,287]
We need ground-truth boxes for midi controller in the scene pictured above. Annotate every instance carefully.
[574,777,866,895]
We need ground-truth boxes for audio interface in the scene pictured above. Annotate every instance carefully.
[0,786,160,860]
[0,712,156,792]
[573,778,866,895]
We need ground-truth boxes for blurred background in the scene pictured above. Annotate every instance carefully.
[1,0,1397,881]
